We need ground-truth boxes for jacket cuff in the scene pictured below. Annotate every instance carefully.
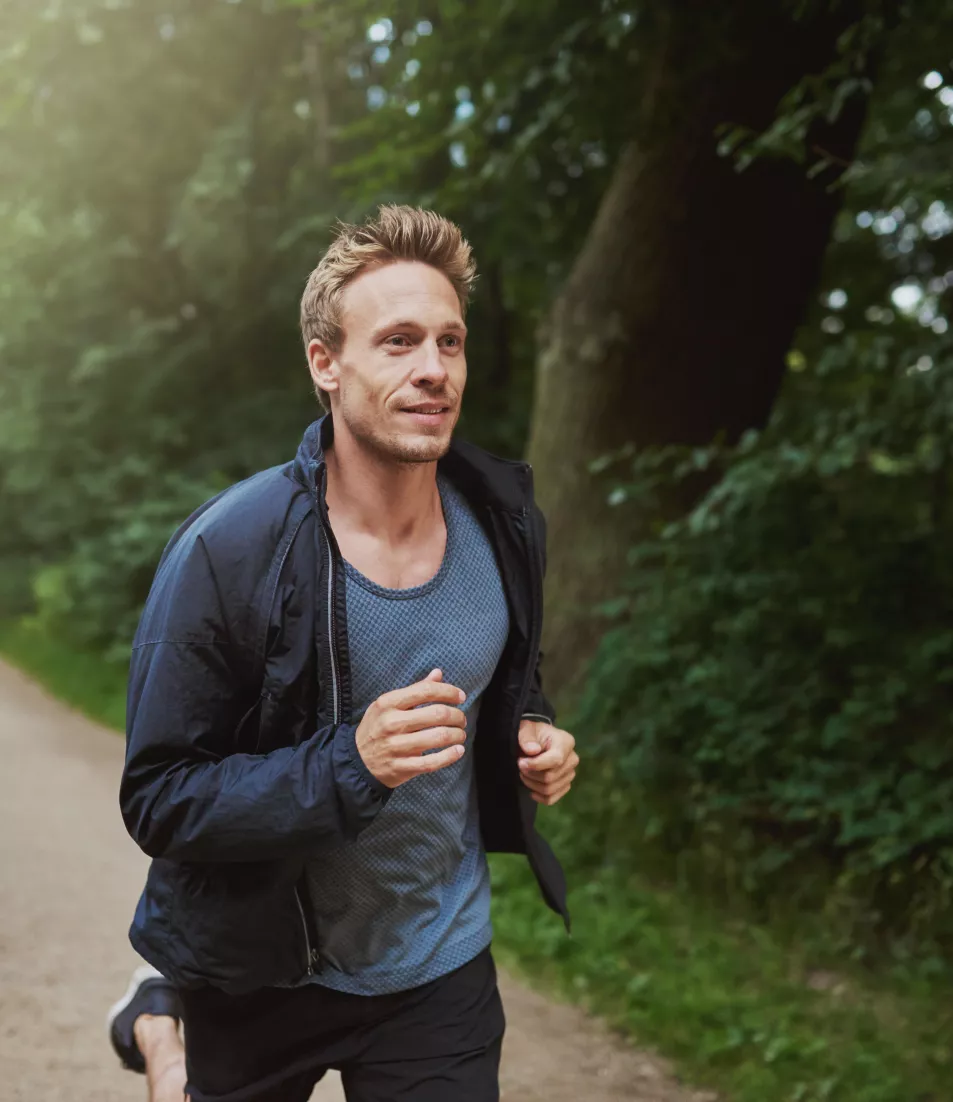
[332,723,391,839]
[520,711,556,726]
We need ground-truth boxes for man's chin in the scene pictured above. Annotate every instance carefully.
[387,412,457,463]
[390,432,453,464]
[341,407,456,465]
[352,427,452,465]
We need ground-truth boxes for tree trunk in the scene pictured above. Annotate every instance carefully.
[528,2,879,699]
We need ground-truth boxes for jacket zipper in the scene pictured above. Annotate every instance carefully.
[322,527,341,725]
[289,516,342,980]
[294,884,315,976]
[265,496,323,978]
[282,472,343,982]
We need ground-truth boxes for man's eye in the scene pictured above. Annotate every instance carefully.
[442,335,460,348]
[387,335,410,347]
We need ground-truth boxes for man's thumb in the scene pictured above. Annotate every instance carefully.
[425,668,444,682]
[519,724,542,756]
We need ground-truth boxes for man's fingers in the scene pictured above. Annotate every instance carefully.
[519,746,578,774]
[378,676,466,712]
[393,744,466,777]
[521,765,576,796]
[518,748,560,772]
[522,757,577,783]
[531,783,572,806]
[389,726,467,755]
[388,702,467,735]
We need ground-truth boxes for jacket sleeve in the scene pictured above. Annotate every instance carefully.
[521,654,556,727]
[120,534,390,863]
[520,502,557,727]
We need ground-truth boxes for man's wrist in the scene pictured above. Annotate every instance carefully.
[344,725,392,798]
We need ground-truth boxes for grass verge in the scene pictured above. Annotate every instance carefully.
[0,619,128,731]
[489,844,951,1102]
[2,621,949,1102]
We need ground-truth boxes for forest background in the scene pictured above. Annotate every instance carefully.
[1,2,952,1099]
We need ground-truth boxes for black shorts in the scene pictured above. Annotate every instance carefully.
[179,948,505,1102]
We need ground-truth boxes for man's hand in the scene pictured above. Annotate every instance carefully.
[356,669,468,789]
[517,719,578,805]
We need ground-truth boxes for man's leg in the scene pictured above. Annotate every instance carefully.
[342,1031,503,1102]
[135,1014,318,1102]
[340,948,506,1102]
[177,980,338,1102]
[107,965,186,1099]
[104,965,185,1098]
[111,970,319,1102]
[134,1015,188,1102]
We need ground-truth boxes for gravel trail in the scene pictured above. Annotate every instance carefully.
[0,659,709,1102]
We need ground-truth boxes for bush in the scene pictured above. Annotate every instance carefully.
[29,475,221,661]
[578,330,953,946]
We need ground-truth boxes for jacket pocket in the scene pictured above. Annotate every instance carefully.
[167,859,308,993]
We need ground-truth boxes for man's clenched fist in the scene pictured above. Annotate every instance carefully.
[517,720,578,806]
[356,669,468,789]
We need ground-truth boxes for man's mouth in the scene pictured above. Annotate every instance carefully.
[400,403,451,416]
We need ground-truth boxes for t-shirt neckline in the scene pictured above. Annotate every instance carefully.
[342,476,455,601]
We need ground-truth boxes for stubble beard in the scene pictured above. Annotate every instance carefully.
[339,397,454,466]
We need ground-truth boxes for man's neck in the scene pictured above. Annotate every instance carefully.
[323,434,442,547]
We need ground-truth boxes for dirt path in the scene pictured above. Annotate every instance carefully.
[0,659,710,1102]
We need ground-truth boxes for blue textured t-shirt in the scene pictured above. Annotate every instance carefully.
[303,475,510,995]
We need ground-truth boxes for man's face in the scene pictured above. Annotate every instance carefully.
[310,260,467,464]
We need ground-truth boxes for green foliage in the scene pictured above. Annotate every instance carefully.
[490,843,953,1102]
[29,476,225,659]
[579,333,953,945]
[0,0,367,650]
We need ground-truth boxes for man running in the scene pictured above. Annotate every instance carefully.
[107,204,578,1102]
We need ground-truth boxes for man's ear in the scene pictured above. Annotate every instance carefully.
[308,338,339,400]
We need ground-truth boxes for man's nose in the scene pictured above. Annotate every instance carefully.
[411,340,449,384]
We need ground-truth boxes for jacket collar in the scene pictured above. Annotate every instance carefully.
[293,415,532,516]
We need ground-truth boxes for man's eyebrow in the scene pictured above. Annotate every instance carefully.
[373,319,468,336]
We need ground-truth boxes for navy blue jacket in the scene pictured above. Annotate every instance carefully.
[121,416,567,994]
